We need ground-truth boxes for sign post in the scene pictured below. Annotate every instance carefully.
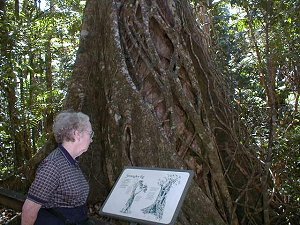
[99,167,194,225]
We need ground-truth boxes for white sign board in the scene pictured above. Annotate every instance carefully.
[100,167,194,225]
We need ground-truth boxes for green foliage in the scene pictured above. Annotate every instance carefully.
[208,0,300,221]
[0,0,84,179]
[275,122,300,195]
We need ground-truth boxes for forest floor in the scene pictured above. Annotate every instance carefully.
[0,205,20,224]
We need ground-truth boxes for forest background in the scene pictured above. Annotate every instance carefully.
[0,0,299,224]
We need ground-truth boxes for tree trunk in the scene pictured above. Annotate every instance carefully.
[0,0,24,169]
[18,0,270,224]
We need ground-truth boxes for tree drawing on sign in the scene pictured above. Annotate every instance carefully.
[121,179,148,214]
[141,174,180,220]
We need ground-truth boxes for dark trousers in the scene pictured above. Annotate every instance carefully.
[35,208,63,225]
[35,206,88,225]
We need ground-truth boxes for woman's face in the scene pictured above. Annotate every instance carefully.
[77,122,93,156]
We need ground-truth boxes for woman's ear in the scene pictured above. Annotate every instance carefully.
[73,130,81,142]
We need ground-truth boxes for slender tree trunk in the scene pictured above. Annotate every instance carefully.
[44,0,54,133]
[14,0,19,18]
[0,0,5,13]
[44,39,54,133]
[246,2,278,224]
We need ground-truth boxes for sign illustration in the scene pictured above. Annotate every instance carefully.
[121,179,148,213]
[100,167,194,225]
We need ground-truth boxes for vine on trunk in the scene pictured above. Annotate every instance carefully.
[114,0,266,224]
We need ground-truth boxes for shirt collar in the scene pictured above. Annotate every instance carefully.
[59,144,78,166]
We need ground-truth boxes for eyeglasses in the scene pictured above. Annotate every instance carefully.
[84,130,94,138]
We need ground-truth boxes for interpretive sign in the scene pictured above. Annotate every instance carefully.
[99,167,194,225]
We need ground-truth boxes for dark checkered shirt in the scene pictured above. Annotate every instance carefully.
[27,146,89,208]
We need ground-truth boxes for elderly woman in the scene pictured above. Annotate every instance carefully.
[21,111,94,225]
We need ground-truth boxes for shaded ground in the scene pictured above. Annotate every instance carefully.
[0,205,20,224]
[0,204,114,225]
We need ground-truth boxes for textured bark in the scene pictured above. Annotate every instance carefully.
[11,0,270,224]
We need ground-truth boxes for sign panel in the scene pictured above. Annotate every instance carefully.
[99,167,194,225]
